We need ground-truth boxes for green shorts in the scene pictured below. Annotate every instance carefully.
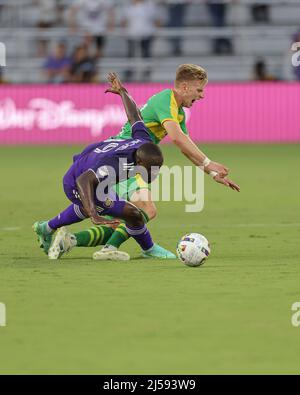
[105,174,151,220]
[112,174,151,201]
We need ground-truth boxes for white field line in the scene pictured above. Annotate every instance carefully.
[0,227,21,231]
[159,223,300,229]
[221,223,300,228]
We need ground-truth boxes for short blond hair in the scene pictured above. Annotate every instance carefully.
[175,64,207,85]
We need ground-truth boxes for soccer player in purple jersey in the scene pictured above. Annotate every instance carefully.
[33,73,173,260]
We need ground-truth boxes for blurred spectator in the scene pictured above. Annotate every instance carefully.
[294,64,300,81]
[35,0,60,56]
[251,3,269,23]
[206,0,233,54]
[167,0,190,56]
[69,44,97,83]
[124,0,161,59]
[253,60,277,81]
[123,0,161,81]
[292,30,300,81]
[43,42,71,83]
[36,0,58,28]
[0,67,8,84]
[69,0,115,59]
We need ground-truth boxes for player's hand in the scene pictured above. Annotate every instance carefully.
[213,174,240,192]
[105,72,127,95]
[90,214,120,228]
[206,161,229,178]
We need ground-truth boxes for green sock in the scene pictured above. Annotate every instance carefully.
[74,210,150,249]
[139,209,150,224]
[106,223,130,249]
[74,226,114,247]
[106,209,150,249]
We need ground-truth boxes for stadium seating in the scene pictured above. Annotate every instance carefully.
[0,0,299,82]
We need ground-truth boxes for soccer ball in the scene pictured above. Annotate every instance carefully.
[177,233,211,267]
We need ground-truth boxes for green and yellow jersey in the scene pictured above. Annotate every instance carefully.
[113,89,189,144]
[111,89,187,201]
[105,175,150,221]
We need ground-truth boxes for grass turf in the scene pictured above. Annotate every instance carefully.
[0,144,300,374]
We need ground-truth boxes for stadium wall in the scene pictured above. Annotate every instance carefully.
[0,83,299,144]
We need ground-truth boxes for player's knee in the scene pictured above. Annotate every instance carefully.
[135,201,157,221]
[146,206,157,220]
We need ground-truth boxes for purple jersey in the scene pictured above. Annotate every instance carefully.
[63,121,152,191]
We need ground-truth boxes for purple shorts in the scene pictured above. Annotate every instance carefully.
[63,182,126,218]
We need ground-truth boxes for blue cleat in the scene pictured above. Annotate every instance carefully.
[142,243,176,259]
[33,221,53,255]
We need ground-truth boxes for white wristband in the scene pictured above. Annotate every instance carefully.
[209,171,218,179]
[202,157,211,167]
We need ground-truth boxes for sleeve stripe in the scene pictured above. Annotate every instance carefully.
[88,168,99,180]
[136,174,148,188]
[131,120,144,128]
[161,118,180,125]
[170,92,179,121]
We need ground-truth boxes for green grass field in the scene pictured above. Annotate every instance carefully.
[0,144,300,374]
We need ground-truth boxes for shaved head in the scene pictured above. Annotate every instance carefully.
[134,143,163,183]
[136,143,163,168]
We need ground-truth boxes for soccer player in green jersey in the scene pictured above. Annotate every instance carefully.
[52,65,239,261]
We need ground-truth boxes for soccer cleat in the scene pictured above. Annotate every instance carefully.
[48,227,77,260]
[93,249,130,261]
[33,221,53,255]
[142,244,176,259]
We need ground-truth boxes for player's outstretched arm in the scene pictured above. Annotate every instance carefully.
[105,72,142,126]
[163,120,229,178]
[76,170,120,226]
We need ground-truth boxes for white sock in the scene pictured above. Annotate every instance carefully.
[145,244,155,252]
[46,223,55,234]
[70,234,77,247]
[101,245,117,252]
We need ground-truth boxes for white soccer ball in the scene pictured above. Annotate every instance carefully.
[177,233,211,267]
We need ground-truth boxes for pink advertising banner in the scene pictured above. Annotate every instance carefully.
[0,83,299,144]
